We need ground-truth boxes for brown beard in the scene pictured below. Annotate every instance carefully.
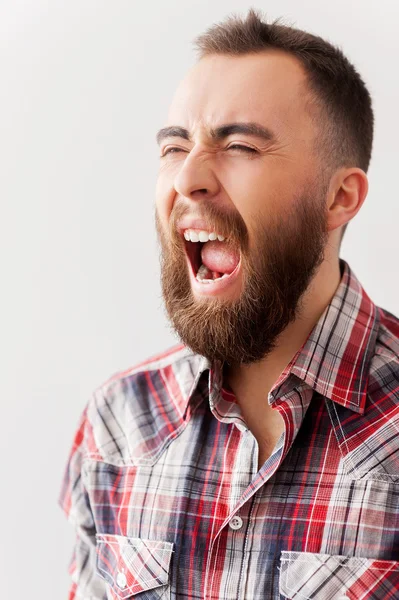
[155,183,329,367]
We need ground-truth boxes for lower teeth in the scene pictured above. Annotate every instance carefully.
[196,264,229,283]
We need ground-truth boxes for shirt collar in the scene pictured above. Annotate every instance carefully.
[183,258,380,417]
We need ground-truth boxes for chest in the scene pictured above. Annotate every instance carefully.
[86,399,399,598]
[257,444,276,470]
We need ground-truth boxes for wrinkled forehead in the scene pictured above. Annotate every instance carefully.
[166,51,313,139]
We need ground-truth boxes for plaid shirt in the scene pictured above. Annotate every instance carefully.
[58,258,399,600]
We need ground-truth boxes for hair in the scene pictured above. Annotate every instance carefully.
[193,8,374,245]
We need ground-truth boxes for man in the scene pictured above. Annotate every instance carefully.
[59,9,399,599]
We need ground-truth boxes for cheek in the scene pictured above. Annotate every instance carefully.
[221,160,296,220]
[220,162,271,223]
[155,172,175,229]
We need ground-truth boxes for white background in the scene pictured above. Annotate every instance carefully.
[1,1,398,598]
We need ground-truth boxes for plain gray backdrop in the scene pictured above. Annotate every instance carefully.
[1,1,398,598]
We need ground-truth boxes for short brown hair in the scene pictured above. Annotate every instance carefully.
[194,8,374,243]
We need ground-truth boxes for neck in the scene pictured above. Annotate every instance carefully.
[223,256,343,400]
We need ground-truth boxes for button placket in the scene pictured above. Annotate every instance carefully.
[205,427,259,600]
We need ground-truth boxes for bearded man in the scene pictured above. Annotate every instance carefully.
[59,9,399,600]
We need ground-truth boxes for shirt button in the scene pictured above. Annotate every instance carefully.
[229,515,243,530]
[116,571,127,589]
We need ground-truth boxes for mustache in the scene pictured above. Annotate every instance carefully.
[168,200,248,248]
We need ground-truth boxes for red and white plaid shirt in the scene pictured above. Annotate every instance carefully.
[58,258,399,599]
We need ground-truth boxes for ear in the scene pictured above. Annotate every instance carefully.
[326,167,369,233]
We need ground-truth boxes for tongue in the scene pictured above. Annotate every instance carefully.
[200,241,240,275]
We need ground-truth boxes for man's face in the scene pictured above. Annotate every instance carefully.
[155,51,330,366]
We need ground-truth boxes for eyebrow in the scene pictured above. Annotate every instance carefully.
[155,122,277,146]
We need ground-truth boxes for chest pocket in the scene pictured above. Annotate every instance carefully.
[95,533,174,599]
[279,551,399,599]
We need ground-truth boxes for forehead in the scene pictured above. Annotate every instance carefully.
[166,51,312,138]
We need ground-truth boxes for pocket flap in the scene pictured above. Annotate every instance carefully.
[95,533,174,599]
[279,551,399,599]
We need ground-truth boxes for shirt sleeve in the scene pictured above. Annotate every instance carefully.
[58,403,107,600]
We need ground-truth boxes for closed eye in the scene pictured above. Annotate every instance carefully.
[227,144,258,154]
[160,147,186,157]
[160,144,258,157]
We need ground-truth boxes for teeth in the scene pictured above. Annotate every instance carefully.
[196,264,210,281]
[196,263,230,283]
[183,229,225,242]
[189,231,200,242]
[196,273,229,283]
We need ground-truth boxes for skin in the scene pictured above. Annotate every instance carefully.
[155,50,368,468]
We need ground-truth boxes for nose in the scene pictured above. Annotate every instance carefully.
[174,148,220,201]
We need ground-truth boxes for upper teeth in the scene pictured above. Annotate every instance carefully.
[183,229,225,242]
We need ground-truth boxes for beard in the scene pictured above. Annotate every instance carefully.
[156,182,329,367]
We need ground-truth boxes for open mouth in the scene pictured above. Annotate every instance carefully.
[184,239,225,281]
[183,238,242,290]
[184,239,204,277]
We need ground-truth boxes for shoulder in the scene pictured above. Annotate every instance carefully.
[376,306,399,355]
[368,305,399,403]
[372,306,399,366]
[82,343,203,465]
